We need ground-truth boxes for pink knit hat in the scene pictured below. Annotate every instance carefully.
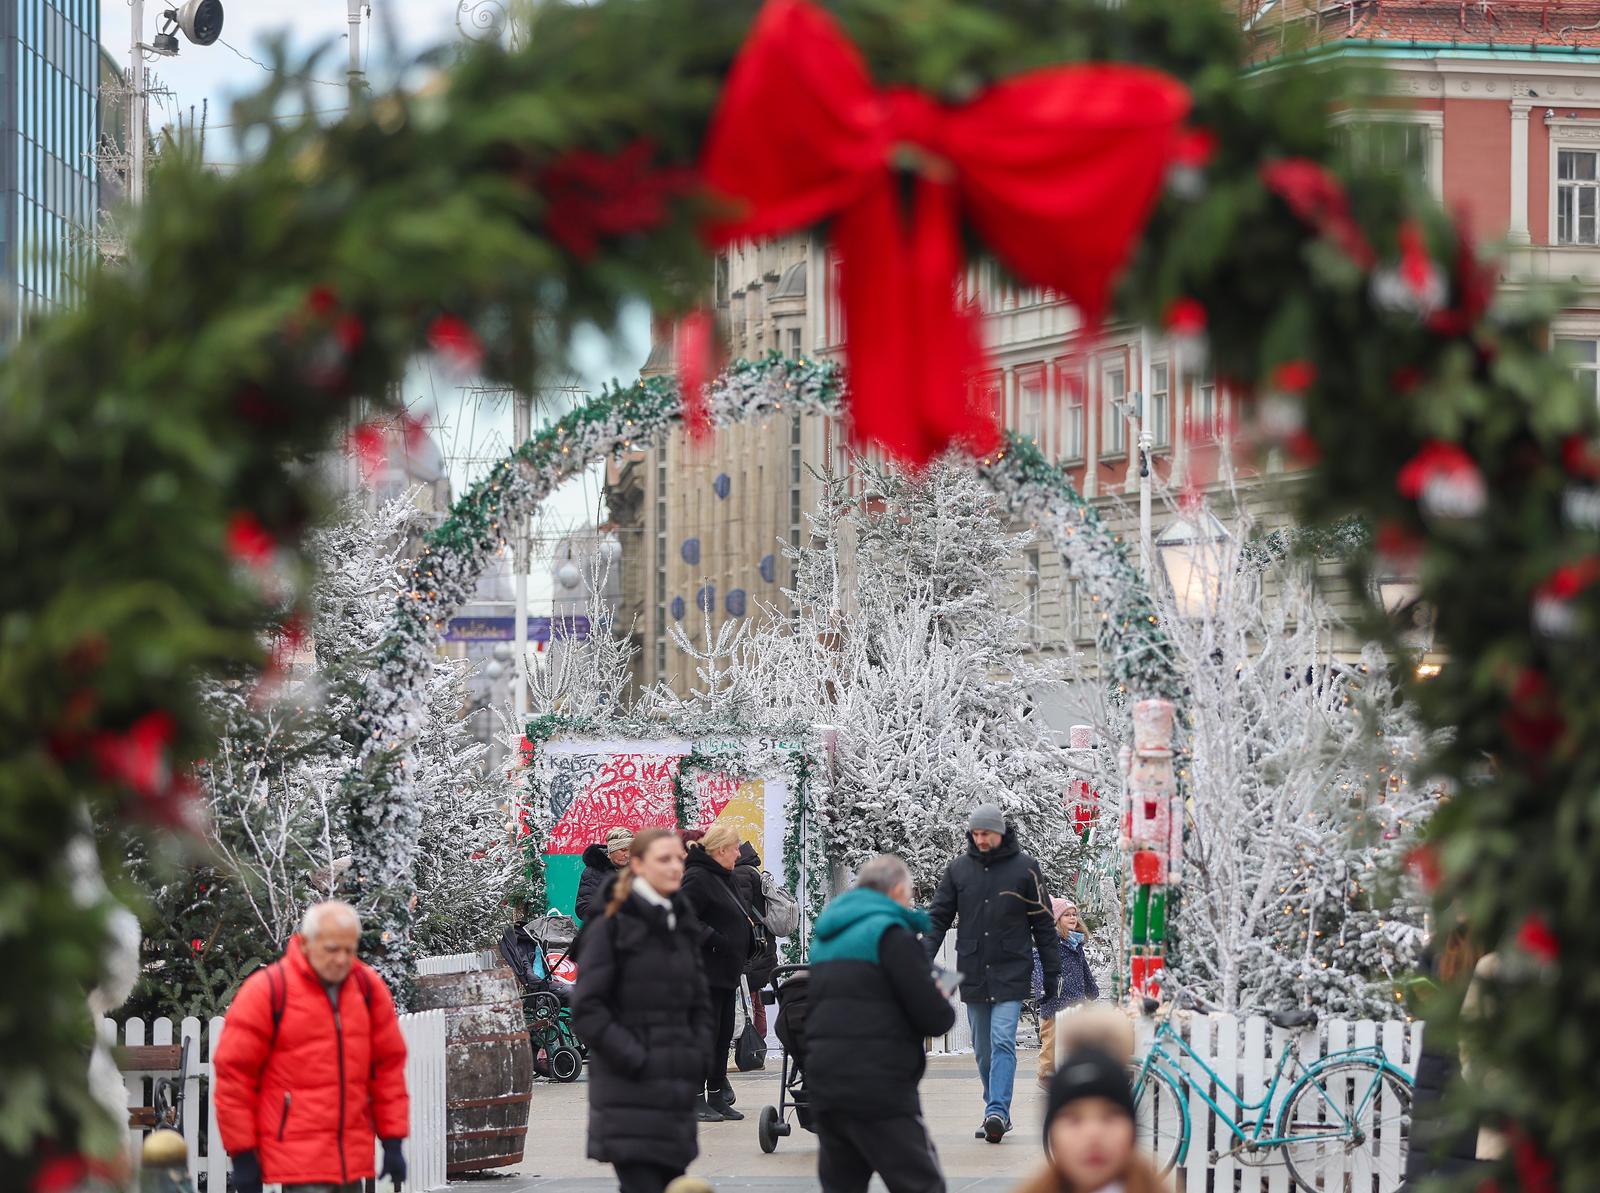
[1052,897,1078,922]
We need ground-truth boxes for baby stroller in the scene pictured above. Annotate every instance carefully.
[500,914,586,1083]
[757,965,814,1153]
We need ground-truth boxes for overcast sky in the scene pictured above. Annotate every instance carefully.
[99,1,651,593]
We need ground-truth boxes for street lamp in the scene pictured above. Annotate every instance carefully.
[1376,575,1434,651]
[1154,508,1231,619]
[130,0,225,204]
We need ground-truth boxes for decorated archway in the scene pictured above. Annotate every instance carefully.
[340,355,1175,984]
[7,0,1596,1179]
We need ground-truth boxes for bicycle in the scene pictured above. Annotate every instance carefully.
[1129,988,1413,1192]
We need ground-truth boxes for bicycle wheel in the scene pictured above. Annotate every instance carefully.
[1278,1060,1412,1192]
[1131,1065,1189,1175]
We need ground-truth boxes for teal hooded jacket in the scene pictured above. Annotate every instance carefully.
[810,887,932,963]
[803,886,957,1118]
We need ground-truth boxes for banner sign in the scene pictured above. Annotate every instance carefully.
[443,615,591,642]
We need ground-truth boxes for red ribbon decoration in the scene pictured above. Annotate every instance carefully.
[700,0,1190,466]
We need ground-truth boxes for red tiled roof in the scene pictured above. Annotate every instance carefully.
[1281,0,1600,50]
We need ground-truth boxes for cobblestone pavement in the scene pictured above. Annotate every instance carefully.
[463,1052,1049,1193]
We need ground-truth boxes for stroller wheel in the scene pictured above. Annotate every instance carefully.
[550,1045,584,1083]
[758,1105,780,1154]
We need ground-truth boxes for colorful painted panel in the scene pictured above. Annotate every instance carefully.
[533,739,792,920]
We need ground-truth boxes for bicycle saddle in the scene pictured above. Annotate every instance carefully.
[1267,1008,1318,1030]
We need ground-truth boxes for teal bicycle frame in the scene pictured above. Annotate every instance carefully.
[1132,1011,1412,1165]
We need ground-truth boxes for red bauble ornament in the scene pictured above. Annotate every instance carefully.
[1270,360,1316,394]
[1397,439,1486,519]
[1516,914,1561,963]
[91,710,176,799]
[225,511,276,567]
[428,313,484,374]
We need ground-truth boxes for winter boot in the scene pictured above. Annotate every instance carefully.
[694,1097,725,1122]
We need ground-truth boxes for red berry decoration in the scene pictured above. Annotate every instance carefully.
[1516,913,1560,963]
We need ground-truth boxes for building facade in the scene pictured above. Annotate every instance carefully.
[0,0,98,334]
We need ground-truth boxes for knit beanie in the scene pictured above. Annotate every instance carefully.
[1044,1046,1136,1149]
[1051,897,1077,922]
[967,804,1007,835]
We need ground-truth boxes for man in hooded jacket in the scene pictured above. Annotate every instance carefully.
[807,854,956,1193]
[924,804,1060,1144]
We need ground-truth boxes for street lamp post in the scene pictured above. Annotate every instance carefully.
[128,1,225,206]
[1138,329,1154,582]
[1153,507,1231,620]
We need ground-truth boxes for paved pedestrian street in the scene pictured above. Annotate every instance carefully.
[484,1053,1046,1192]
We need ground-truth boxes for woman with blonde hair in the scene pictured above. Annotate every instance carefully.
[572,829,711,1193]
[680,820,756,1121]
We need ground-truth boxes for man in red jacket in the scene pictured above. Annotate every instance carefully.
[214,901,410,1192]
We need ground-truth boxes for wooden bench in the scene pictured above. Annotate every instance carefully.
[116,1043,186,1129]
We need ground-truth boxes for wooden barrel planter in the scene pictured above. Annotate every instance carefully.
[413,965,534,1175]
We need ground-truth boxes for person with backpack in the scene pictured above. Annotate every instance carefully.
[213,900,410,1193]
[572,828,712,1193]
[732,842,780,1043]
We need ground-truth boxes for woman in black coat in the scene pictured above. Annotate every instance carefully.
[573,828,712,1193]
[679,822,755,1121]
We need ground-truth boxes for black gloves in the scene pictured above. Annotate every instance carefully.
[380,1137,408,1187]
[229,1150,263,1193]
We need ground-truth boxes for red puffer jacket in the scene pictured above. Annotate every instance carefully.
[213,936,409,1184]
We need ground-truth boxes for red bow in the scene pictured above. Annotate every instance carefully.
[701,0,1190,466]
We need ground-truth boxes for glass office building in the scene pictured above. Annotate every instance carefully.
[1,0,99,336]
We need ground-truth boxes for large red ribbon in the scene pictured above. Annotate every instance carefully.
[700,0,1191,466]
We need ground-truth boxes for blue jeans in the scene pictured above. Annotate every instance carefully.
[966,999,1023,1123]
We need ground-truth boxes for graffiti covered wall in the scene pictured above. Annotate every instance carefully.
[533,738,792,919]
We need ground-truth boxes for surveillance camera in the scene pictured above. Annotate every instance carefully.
[166,0,224,47]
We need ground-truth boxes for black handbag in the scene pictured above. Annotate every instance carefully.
[734,978,767,1071]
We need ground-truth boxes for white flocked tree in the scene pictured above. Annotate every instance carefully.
[724,455,1081,899]
[1143,503,1433,1017]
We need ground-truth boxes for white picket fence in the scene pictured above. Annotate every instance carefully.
[416,948,500,975]
[1122,1010,1422,1193]
[102,1010,449,1191]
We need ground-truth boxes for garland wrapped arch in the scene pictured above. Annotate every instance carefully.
[6,0,1597,1177]
[348,354,1175,995]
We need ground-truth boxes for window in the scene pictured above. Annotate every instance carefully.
[1058,367,1085,461]
[1101,361,1127,456]
[1557,336,1600,410]
[1558,150,1600,246]
[1192,377,1220,441]
[1024,549,1041,639]
[789,327,802,357]
[655,639,667,678]
[1017,368,1044,443]
[1063,578,1083,641]
[1148,362,1170,448]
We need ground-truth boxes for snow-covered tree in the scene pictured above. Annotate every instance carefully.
[720,455,1080,898]
[127,497,516,1016]
[1141,504,1433,1016]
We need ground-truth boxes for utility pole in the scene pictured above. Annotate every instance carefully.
[129,0,147,205]
[347,0,365,98]
[512,392,532,721]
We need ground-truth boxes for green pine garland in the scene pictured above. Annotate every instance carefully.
[6,0,1597,1178]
